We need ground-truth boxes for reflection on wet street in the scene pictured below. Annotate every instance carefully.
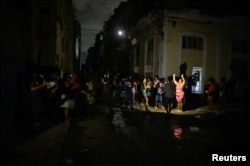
[2,91,248,166]
[59,103,248,166]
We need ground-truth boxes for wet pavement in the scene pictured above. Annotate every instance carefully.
[1,91,249,166]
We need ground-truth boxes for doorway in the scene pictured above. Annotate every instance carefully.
[191,67,202,94]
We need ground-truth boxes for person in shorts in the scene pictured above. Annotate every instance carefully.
[163,76,176,114]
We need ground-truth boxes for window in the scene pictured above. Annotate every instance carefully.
[232,40,249,54]
[146,38,154,65]
[148,38,154,51]
[135,44,140,66]
[182,36,204,50]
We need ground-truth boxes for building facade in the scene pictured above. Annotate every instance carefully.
[1,0,80,128]
[2,0,80,75]
[131,9,250,93]
[56,0,81,73]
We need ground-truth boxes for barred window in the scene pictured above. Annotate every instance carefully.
[182,36,204,50]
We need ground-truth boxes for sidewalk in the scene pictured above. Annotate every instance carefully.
[121,101,243,116]
[1,122,69,166]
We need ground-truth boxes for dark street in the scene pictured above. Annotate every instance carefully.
[1,90,249,166]
[1,1,249,165]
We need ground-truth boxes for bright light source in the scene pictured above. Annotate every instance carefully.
[117,30,124,36]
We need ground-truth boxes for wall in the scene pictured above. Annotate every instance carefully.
[133,8,249,90]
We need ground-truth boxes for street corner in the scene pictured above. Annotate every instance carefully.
[170,106,214,116]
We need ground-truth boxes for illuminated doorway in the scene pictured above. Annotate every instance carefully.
[191,67,202,94]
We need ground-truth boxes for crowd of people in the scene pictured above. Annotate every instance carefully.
[26,65,248,126]
[109,72,249,116]
[109,73,187,114]
[26,67,103,126]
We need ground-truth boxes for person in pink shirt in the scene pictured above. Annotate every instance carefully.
[206,78,216,111]
[173,73,185,112]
